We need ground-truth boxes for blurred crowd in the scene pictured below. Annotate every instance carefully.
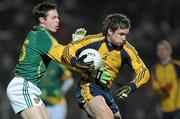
[0,0,179,119]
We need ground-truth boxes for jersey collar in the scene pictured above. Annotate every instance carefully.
[33,25,48,32]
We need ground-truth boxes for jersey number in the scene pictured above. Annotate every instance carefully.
[19,39,29,61]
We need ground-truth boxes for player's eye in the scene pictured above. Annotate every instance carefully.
[119,33,124,36]
[52,16,58,20]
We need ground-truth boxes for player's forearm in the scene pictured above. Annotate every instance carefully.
[61,44,78,69]
[48,44,66,63]
[61,56,82,72]
[132,67,150,88]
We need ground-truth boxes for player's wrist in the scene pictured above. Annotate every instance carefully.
[128,82,137,93]
[70,57,77,67]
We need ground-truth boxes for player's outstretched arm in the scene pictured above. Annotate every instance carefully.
[72,28,87,42]
[61,28,95,72]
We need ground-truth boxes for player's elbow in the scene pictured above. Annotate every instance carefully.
[144,68,150,84]
[135,68,150,88]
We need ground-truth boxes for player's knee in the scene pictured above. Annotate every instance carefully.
[99,111,113,119]
[93,107,113,119]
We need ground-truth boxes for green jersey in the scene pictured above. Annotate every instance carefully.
[39,60,72,106]
[15,25,65,85]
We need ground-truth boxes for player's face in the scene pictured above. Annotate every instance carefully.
[43,9,59,32]
[157,44,171,60]
[108,27,129,46]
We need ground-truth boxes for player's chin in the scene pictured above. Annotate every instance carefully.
[51,28,58,32]
[120,41,126,46]
[116,43,124,46]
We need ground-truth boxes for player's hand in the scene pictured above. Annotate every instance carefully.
[163,82,173,92]
[158,83,172,100]
[75,54,94,71]
[158,85,171,100]
[93,66,112,85]
[72,28,87,42]
[160,88,170,100]
[115,85,132,100]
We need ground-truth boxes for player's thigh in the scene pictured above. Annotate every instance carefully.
[83,95,113,119]
[20,104,49,119]
[114,111,122,119]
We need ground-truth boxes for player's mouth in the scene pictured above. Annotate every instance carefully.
[55,26,59,30]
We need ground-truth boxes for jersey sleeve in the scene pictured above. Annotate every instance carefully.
[36,31,65,63]
[61,33,104,72]
[123,42,150,89]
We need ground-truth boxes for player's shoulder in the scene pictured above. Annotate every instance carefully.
[83,33,105,42]
[124,41,138,54]
[124,41,135,49]
[29,25,51,40]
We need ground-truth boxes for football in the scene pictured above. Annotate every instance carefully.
[78,48,102,70]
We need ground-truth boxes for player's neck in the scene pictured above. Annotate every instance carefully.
[160,56,171,65]
[39,24,46,29]
[106,36,112,44]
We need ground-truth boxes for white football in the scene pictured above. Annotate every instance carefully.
[78,48,102,70]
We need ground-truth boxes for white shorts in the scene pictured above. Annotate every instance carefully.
[47,103,67,119]
[6,77,43,113]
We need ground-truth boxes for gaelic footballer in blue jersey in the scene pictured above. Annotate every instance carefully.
[62,13,150,119]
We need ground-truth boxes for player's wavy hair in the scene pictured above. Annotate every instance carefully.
[33,2,57,24]
[102,13,131,35]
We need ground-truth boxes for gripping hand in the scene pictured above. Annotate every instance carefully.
[75,54,94,71]
[72,28,87,42]
[115,85,132,99]
[93,66,112,86]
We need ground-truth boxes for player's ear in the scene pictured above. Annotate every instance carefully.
[107,28,113,35]
[39,17,46,24]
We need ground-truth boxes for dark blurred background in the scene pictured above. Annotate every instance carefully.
[0,0,179,119]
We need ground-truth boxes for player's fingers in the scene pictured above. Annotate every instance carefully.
[79,54,87,60]
[84,61,94,66]
[101,75,111,81]
[76,28,84,34]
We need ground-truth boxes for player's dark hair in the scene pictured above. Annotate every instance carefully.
[102,13,131,35]
[33,2,57,24]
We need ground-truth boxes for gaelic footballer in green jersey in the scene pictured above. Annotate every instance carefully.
[7,2,66,119]
[7,2,90,118]
[16,25,65,85]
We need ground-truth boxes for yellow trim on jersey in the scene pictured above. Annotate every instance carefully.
[81,83,94,103]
